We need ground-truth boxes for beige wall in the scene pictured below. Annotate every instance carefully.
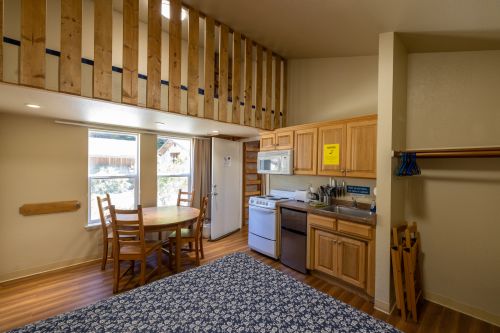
[0,113,160,282]
[286,55,378,126]
[405,50,500,325]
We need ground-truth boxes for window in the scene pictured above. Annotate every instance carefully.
[157,137,192,206]
[88,130,139,224]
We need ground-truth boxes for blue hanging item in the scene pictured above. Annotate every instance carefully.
[396,152,421,176]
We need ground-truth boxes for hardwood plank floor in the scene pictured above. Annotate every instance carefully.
[0,226,498,332]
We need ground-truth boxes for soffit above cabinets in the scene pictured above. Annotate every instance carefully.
[180,0,500,58]
[0,83,259,138]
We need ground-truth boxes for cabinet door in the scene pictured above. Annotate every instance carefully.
[294,128,317,175]
[313,230,337,276]
[317,123,346,176]
[275,130,294,150]
[259,133,275,151]
[346,119,377,178]
[337,236,366,289]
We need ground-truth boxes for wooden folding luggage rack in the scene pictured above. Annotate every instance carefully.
[391,222,423,321]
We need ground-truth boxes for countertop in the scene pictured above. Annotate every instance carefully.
[277,200,377,226]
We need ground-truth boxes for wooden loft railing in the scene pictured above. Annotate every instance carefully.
[393,147,500,158]
[1,0,287,130]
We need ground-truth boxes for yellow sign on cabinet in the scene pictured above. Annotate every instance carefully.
[323,144,340,165]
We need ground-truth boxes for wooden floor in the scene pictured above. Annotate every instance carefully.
[0,226,498,333]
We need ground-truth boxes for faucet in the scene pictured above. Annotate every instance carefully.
[351,197,358,208]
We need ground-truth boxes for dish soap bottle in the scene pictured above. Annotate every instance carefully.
[370,200,376,213]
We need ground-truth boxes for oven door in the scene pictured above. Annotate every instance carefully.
[249,205,277,241]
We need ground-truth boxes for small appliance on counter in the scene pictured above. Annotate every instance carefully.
[294,189,310,203]
[248,189,295,259]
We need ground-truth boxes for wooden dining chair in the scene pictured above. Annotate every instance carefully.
[97,193,114,270]
[158,189,196,241]
[109,205,163,293]
[177,189,195,207]
[167,195,208,267]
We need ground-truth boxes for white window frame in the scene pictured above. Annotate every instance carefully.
[88,130,140,225]
[157,136,192,207]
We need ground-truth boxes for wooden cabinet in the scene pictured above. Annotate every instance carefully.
[337,236,366,289]
[346,119,377,178]
[259,131,293,151]
[317,123,346,176]
[307,214,374,296]
[294,128,317,175]
[313,230,338,276]
[259,133,275,151]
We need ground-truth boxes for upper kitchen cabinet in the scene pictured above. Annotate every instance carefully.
[346,118,377,178]
[259,130,294,151]
[294,128,318,175]
[317,123,346,176]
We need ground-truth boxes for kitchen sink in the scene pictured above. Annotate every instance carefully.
[319,205,374,219]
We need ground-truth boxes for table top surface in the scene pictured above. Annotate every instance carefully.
[141,206,200,228]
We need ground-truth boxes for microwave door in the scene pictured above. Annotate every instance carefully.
[258,156,282,174]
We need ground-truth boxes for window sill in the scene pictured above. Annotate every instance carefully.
[85,223,104,231]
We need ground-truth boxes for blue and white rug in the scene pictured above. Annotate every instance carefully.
[11,252,399,332]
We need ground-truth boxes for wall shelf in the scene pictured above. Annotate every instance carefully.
[393,147,500,159]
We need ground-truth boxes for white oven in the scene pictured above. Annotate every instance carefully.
[257,150,293,175]
[248,205,279,259]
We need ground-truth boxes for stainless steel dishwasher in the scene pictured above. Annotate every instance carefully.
[280,207,307,273]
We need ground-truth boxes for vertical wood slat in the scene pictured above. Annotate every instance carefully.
[147,0,161,109]
[231,32,241,124]
[187,9,199,116]
[203,17,215,119]
[0,0,3,81]
[265,49,273,130]
[218,24,229,122]
[93,0,112,100]
[274,57,282,129]
[168,0,182,113]
[20,0,46,88]
[122,0,139,105]
[282,59,288,127]
[60,0,82,95]
[255,45,263,128]
[243,38,253,126]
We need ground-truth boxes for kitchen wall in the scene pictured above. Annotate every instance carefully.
[287,55,378,125]
[269,55,379,200]
[404,50,500,325]
[0,113,159,282]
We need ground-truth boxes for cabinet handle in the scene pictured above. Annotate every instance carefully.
[338,241,343,245]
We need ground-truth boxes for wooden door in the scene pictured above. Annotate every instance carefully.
[259,133,275,151]
[275,130,293,150]
[337,236,366,289]
[346,119,377,178]
[317,123,346,176]
[294,128,317,175]
[313,230,337,276]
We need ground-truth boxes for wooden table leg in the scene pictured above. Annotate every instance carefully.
[175,224,181,273]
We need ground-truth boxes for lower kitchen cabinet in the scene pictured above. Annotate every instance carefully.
[313,230,338,276]
[307,214,374,296]
[337,236,366,289]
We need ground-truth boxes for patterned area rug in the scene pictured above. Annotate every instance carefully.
[11,252,400,332]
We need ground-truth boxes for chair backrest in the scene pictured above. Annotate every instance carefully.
[194,196,209,238]
[97,193,112,234]
[177,189,195,207]
[109,205,146,254]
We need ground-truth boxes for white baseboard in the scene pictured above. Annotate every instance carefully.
[425,292,500,327]
[374,298,392,314]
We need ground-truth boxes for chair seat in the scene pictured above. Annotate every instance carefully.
[119,240,163,256]
[167,228,195,239]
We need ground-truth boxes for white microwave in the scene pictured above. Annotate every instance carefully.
[257,150,293,175]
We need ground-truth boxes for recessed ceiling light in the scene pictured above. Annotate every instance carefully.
[155,121,167,126]
[161,0,187,20]
[25,103,41,109]
[211,130,219,134]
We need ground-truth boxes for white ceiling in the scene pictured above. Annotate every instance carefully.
[0,83,259,138]
[180,0,500,58]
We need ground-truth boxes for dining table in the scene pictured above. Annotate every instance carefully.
[141,206,200,273]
